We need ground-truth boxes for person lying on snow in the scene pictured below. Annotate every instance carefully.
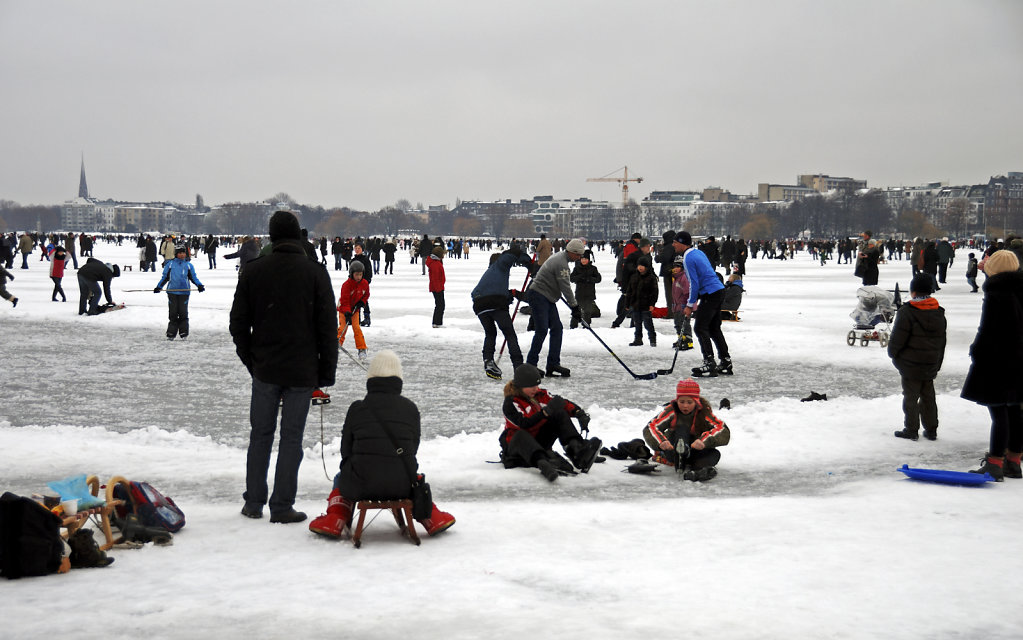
[499,364,602,482]
[642,377,730,481]
[309,350,455,538]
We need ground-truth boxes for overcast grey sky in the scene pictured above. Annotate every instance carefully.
[1,0,1021,210]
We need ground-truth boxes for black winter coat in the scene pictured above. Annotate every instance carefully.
[657,236,676,277]
[77,258,117,302]
[229,240,338,388]
[887,299,946,380]
[338,376,421,501]
[961,271,1023,405]
[626,269,659,310]
[570,262,601,300]
[351,253,372,282]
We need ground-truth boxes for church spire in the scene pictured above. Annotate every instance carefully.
[78,154,89,198]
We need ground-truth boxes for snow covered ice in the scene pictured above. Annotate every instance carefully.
[1,241,1020,639]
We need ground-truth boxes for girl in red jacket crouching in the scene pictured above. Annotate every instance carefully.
[643,378,730,481]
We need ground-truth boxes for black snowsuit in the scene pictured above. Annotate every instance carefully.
[569,260,601,327]
[338,376,420,501]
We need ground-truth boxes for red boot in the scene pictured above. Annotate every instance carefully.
[417,503,456,537]
[308,488,353,538]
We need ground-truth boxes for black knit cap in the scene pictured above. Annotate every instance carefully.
[268,211,301,241]
[513,364,542,388]
[910,273,934,296]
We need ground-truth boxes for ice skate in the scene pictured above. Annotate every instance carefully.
[484,358,502,380]
[692,356,718,378]
[357,349,368,363]
[717,356,733,375]
[546,364,570,378]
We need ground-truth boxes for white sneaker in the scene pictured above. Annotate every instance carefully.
[358,349,368,363]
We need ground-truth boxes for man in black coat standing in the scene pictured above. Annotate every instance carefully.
[656,230,676,310]
[230,211,338,524]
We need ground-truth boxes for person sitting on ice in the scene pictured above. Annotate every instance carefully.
[337,260,370,363]
[309,350,455,539]
[642,378,730,481]
[499,363,602,482]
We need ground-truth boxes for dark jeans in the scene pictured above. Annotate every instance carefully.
[167,294,190,338]
[384,259,394,274]
[526,292,563,369]
[68,250,79,269]
[334,254,343,271]
[208,253,217,269]
[937,262,948,283]
[77,275,101,315]
[244,378,313,513]
[50,276,65,301]
[21,253,29,269]
[479,305,522,365]
[693,289,729,360]
[432,291,445,326]
[631,309,655,342]
[900,375,937,433]
[987,404,1023,457]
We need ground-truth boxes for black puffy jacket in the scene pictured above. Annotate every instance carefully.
[229,240,338,388]
[887,298,946,380]
[338,376,421,501]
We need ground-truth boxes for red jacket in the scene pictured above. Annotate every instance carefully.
[337,276,370,314]
[427,255,445,292]
[643,398,730,449]
[49,247,67,278]
[501,389,580,441]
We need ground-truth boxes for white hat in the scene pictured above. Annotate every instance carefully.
[367,350,403,380]
[566,238,586,254]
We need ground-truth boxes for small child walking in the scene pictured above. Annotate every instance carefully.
[427,245,445,327]
[626,255,659,346]
[965,252,979,293]
[338,260,371,363]
[0,264,17,307]
[888,273,947,441]
[670,254,693,350]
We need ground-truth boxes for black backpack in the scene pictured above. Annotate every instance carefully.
[0,492,64,579]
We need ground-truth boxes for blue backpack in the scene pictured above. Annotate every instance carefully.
[110,477,185,533]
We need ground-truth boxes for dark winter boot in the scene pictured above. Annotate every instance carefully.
[417,503,456,536]
[484,358,503,380]
[969,454,1005,482]
[717,356,733,375]
[692,356,718,378]
[649,334,656,347]
[545,450,575,475]
[546,364,570,378]
[537,458,560,482]
[309,488,354,538]
[629,339,643,347]
[893,428,919,441]
[1003,452,1022,479]
[566,437,603,473]
[683,466,718,482]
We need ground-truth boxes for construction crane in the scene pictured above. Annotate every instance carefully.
[587,166,644,208]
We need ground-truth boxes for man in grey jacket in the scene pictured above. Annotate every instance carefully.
[526,238,585,377]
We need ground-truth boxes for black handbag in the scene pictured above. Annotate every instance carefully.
[367,404,432,520]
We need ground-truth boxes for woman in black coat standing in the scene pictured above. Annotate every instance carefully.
[963,250,1023,481]
[309,351,456,538]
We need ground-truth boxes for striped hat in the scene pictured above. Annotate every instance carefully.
[675,378,701,399]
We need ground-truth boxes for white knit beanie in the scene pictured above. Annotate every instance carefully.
[367,350,403,380]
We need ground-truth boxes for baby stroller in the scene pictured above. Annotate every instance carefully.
[847,285,896,347]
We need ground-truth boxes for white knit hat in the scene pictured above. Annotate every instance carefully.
[566,238,586,254]
[367,350,403,380]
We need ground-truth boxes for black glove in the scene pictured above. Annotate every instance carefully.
[197,285,205,293]
[344,312,353,323]
[575,409,590,433]
[512,289,528,302]
[570,305,582,321]
[153,287,161,293]
[545,395,567,416]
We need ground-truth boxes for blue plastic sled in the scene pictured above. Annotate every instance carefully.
[898,464,995,486]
